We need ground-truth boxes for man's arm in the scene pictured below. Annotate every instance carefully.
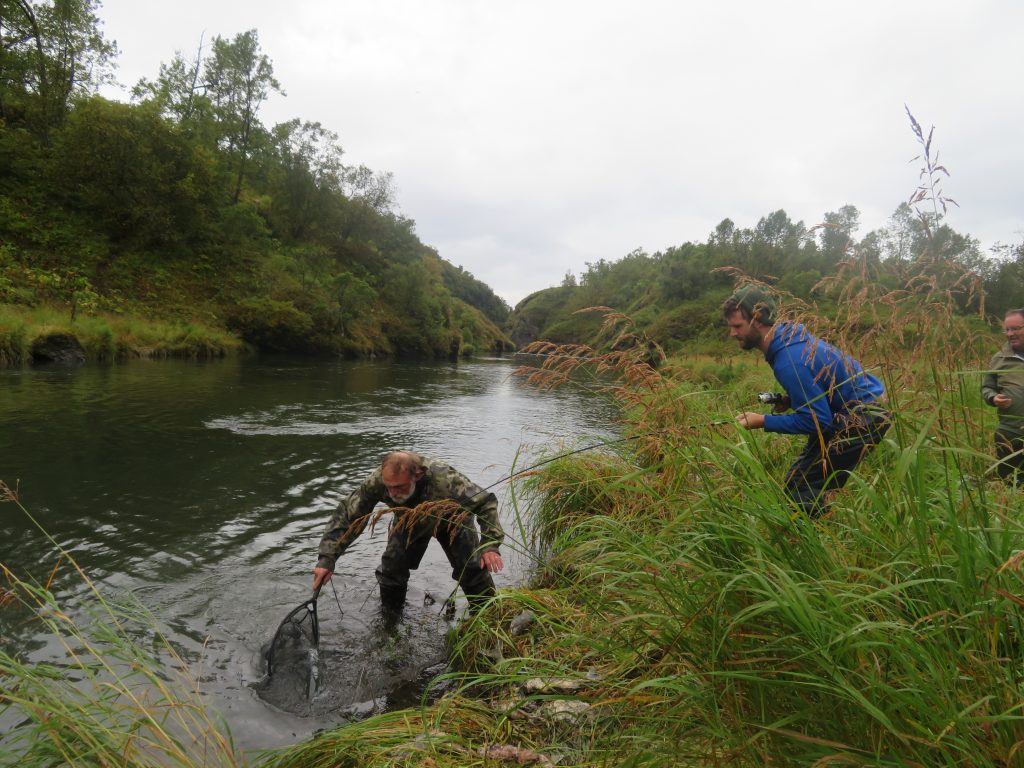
[982,358,1002,406]
[469,490,504,552]
[443,465,505,552]
[467,489,505,573]
[315,476,381,572]
[312,480,378,590]
[762,352,833,434]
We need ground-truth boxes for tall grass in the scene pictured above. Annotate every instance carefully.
[0,482,243,768]
[0,305,29,365]
[405,387,1015,765]
[247,250,1024,767]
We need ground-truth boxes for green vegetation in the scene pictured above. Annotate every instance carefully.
[4,4,1024,766]
[511,201,1023,355]
[0,2,512,363]
[509,114,1023,355]
[0,303,243,362]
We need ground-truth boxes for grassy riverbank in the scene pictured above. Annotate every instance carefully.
[3,288,1023,766]
[265,297,1024,765]
[0,304,244,365]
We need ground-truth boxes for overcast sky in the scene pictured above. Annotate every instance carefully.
[96,1,1024,307]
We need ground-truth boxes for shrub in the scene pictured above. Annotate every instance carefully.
[226,297,314,352]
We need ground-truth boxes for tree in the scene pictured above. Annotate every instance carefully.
[749,209,809,278]
[984,242,1024,318]
[0,0,116,137]
[130,35,213,131]
[203,29,282,204]
[265,118,344,240]
[48,96,221,251]
[340,163,395,215]
[334,271,376,336]
[658,243,711,302]
[817,204,860,264]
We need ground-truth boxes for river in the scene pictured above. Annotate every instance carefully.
[0,355,617,755]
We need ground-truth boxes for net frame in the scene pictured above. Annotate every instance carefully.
[265,586,321,676]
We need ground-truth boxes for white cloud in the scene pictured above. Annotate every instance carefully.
[99,0,1024,304]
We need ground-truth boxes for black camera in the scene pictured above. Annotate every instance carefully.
[757,392,785,405]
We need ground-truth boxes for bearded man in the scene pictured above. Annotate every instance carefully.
[722,285,890,518]
[312,451,504,615]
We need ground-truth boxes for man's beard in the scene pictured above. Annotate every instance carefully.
[389,486,415,504]
[739,333,760,350]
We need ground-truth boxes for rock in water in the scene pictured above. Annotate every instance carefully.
[31,332,85,365]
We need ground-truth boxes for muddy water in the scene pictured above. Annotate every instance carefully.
[0,355,616,753]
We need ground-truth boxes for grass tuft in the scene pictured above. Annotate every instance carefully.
[0,482,243,768]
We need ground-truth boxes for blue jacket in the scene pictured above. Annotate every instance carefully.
[762,322,885,435]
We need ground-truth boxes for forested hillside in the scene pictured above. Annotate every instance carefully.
[0,3,512,361]
[509,199,1024,355]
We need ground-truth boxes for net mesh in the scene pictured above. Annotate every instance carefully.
[256,590,321,709]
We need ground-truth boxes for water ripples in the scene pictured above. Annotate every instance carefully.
[0,356,619,750]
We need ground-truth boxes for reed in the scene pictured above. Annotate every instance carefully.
[0,482,244,768]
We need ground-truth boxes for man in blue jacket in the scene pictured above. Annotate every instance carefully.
[722,285,890,518]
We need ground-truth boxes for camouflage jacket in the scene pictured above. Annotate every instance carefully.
[316,458,504,570]
[982,344,1024,433]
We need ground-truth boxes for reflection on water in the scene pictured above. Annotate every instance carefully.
[0,355,617,751]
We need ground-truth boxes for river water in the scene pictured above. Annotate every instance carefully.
[0,355,616,754]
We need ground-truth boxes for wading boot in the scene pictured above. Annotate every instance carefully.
[461,575,496,614]
[379,584,406,634]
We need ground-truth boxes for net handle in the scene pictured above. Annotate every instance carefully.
[308,585,321,646]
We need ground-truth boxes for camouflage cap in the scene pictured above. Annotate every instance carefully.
[728,284,778,325]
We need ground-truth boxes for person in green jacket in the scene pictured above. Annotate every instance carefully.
[312,451,504,616]
[981,309,1024,484]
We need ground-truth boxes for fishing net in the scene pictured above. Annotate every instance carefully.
[255,587,322,711]
[252,582,459,718]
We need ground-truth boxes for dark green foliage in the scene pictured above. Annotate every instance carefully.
[0,15,511,359]
[225,296,313,351]
[509,198,1018,354]
[646,295,728,353]
[47,97,221,252]
[0,0,117,138]
[441,260,510,325]
[508,286,575,348]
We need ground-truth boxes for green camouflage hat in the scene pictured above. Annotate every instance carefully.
[729,284,778,324]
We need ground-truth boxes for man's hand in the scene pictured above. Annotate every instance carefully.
[994,394,1013,409]
[480,550,504,573]
[772,395,791,413]
[312,566,333,592]
[736,411,766,430]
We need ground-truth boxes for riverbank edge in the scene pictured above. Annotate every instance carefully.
[0,303,245,365]
[0,303,517,366]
